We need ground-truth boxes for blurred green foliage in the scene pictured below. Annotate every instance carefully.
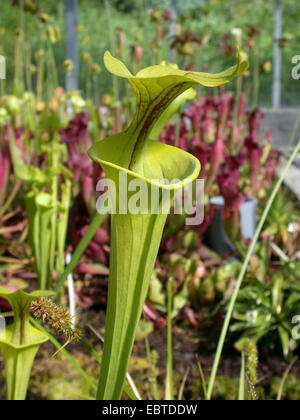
[0,0,299,106]
[270,375,300,400]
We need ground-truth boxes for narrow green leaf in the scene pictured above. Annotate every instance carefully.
[238,352,246,401]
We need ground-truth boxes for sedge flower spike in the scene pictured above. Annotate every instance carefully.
[88,51,248,400]
[31,297,81,342]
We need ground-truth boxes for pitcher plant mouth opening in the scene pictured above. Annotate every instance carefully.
[89,50,248,178]
[87,50,248,400]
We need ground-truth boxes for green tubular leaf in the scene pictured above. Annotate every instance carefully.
[97,211,168,400]
[25,191,41,274]
[7,124,60,186]
[89,148,195,399]
[89,51,248,400]
[56,180,72,276]
[89,147,195,400]
[78,339,139,400]
[0,289,52,400]
[35,193,55,289]
[0,325,48,400]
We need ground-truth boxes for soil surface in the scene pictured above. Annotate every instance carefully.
[1,306,300,400]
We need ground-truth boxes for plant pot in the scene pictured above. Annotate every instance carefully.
[205,196,257,256]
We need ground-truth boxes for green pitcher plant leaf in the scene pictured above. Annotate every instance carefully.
[148,61,197,141]
[0,287,53,400]
[88,50,248,400]
[149,87,196,141]
[7,124,65,186]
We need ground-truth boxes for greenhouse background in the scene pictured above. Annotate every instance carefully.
[1,0,300,107]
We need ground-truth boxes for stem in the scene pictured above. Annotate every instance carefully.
[48,141,59,289]
[56,180,72,277]
[26,191,41,277]
[39,206,51,290]
[206,140,300,400]
[230,75,242,152]
[145,335,160,400]
[93,74,100,106]
[36,52,45,102]
[47,40,59,93]
[252,49,260,110]
[86,63,91,101]
[143,0,150,67]
[20,0,25,82]
[25,44,32,92]
[165,276,174,400]
[238,352,245,400]
[13,28,22,96]
[104,0,119,103]
[277,356,297,401]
